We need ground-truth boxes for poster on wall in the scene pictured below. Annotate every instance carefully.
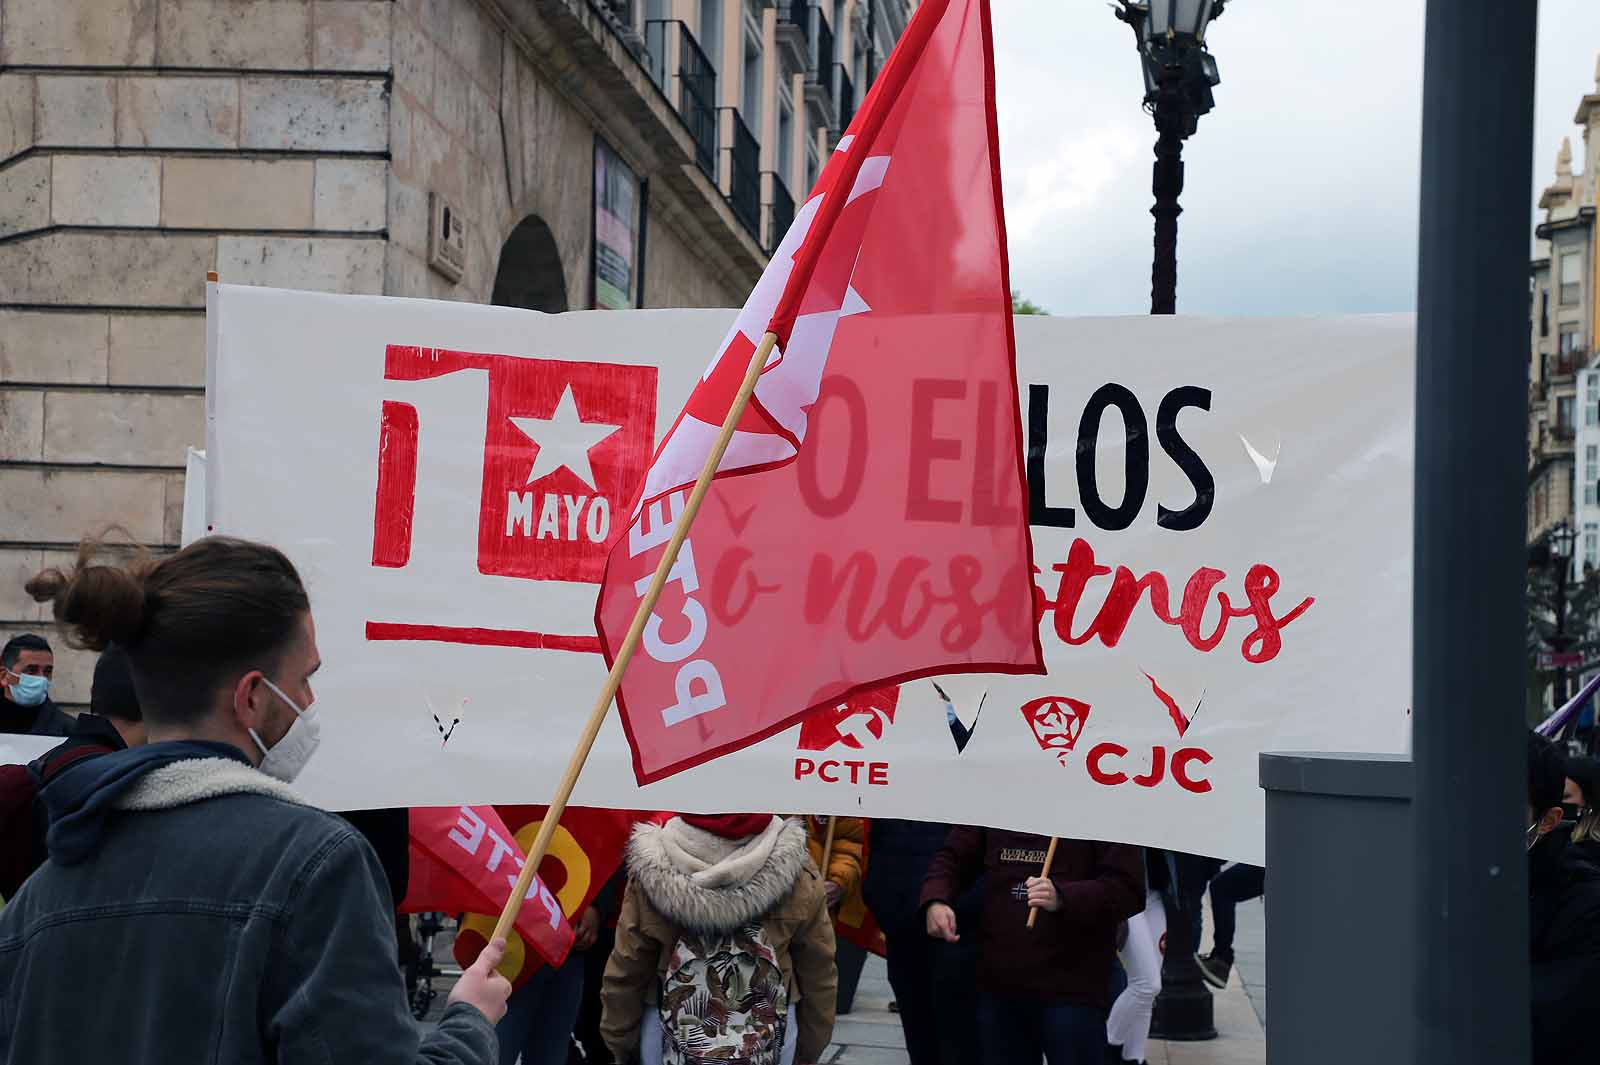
[204,284,1414,863]
[592,138,644,310]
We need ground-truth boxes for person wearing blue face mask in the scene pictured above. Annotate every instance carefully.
[0,633,72,737]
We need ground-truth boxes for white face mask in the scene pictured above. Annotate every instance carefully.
[249,677,321,784]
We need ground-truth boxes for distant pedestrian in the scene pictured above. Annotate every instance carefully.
[1105,850,1174,1064]
[1562,755,1599,859]
[921,829,1144,1065]
[0,535,510,1063]
[1195,863,1264,989]
[602,813,837,1065]
[0,633,71,737]
[863,818,981,1065]
[1529,732,1600,1065]
[0,644,144,897]
[802,814,870,1013]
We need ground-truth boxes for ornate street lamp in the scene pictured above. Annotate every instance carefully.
[1113,0,1225,313]
[1112,1,1228,1045]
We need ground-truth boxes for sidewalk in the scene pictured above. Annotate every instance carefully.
[827,898,1267,1065]
[1148,897,1267,1065]
[825,955,909,1064]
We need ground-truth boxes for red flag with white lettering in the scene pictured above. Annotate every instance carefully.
[596,0,1043,784]
[452,804,639,987]
[399,805,574,969]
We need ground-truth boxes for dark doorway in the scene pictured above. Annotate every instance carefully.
[491,216,568,311]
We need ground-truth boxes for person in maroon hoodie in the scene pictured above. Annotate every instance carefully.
[920,828,1144,1065]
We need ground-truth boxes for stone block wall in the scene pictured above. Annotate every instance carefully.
[1,0,767,705]
[0,0,393,704]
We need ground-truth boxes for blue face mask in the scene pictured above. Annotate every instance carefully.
[8,673,49,707]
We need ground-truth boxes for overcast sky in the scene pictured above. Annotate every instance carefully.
[992,2,1600,316]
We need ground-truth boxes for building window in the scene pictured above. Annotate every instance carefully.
[1588,485,1598,507]
[1559,395,1575,430]
[1589,375,1599,400]
[777,89,794,188]
[1588,532,1598,569]
[1587,445,1597,467]
[833,0,845,60]
[1560,249,1582,305]
[1560,327,1583,357]
[741,28,762,123]
[699,0,723,71]
[1541,288,1550,337]
[1587,400,1599,427]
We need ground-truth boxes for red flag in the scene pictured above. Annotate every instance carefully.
[833,818,887,958]
[596,0,1043,784]
[452,805,637,986]
[400,806,574,970]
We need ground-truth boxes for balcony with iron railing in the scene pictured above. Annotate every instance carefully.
[834,62,855,133]
[804,7,835,125]
[1547,351,1581,382]
[763,171,795,253]
[509,1,765,282]
[720,108,761,243]
[644,19,719,180]
[1533,419,1578,469]
[776,0,810,69]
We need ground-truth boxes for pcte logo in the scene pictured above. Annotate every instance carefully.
[794,686,899,787]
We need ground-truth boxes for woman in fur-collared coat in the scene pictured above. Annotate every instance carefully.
[600,813,838,1065]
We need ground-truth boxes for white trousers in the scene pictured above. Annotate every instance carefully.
[1105,889,1166,1062]
[639,1004,799,1065]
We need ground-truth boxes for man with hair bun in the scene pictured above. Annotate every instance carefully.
[0,535,512,1065]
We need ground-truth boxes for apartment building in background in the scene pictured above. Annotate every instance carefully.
[0,0,915,702]
[1530,57,1600,557]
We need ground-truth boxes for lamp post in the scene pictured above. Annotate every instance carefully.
[1113,0,1224,314]
[1550,524,1577,708]
[1112,0,1225,1044]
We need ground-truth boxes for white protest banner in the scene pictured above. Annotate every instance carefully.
[204,284,1412,863]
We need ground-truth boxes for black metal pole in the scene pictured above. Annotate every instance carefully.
[1150,854,1216,1041]
[1150,73,1186,315]
[1145,61,1215,1043]
[1556,557,1571,705]
[1412,1,1538,1062]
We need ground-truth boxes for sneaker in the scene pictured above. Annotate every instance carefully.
[1196,952,1232,989]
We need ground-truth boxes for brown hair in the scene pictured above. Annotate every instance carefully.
[25,536,310,726]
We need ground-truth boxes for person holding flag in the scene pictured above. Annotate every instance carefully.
[0,535,511,1064]
[497,0,1039,1009]
[920,828,1144,1065]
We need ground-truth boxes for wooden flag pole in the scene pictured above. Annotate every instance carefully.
[491,329,780,944]
[820,815,838,872]
[1025,836,1059,930]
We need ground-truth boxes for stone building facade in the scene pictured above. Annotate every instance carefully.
[0,0,914,703]
[1529,57,1600,555]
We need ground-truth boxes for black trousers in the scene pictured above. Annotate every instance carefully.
[883,927,980,1065]
[1207,863,1265,960]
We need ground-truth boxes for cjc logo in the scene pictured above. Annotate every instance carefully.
[1019,674,1214,794]
[373,346,658,584]
[794,686,899,787]
[1020,695,1092,766]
